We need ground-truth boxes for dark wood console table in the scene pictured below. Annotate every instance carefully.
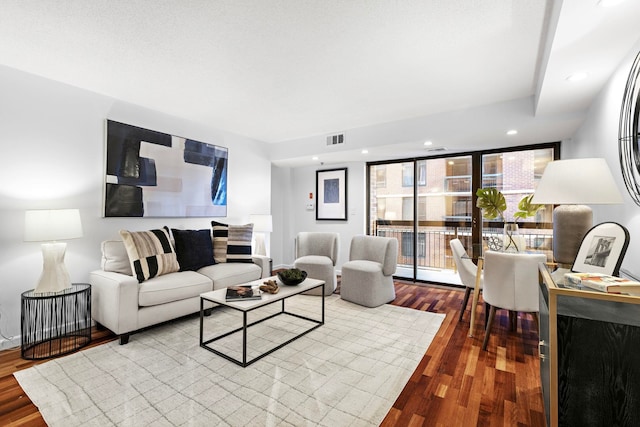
[539,264,640,426]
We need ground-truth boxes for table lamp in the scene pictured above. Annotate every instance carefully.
[531,158,623,267]
[24,209,83,294]
[249,214,272,256]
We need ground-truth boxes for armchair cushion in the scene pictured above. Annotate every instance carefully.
[349,235,397,276]
[101,240,133,276]
[295,232,338,264]
[294,232,339,296]
[341,235,398,307]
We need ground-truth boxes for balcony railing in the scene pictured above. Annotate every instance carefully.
[374,219,553,271]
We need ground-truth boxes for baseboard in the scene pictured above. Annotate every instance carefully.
[0,336,20,351]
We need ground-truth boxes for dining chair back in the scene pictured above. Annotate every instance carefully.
[450,238,483,321]
[482,250,546,350]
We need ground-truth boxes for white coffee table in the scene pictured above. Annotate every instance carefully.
[199,276,325,367]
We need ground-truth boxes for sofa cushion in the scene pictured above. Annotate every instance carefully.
[138,270,213,306]
[198,262,262,289]
[120,228,180,283]
[101,240,133,276]
[211,221,253,263]
[171,228,215,271]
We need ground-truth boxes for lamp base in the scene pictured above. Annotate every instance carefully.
[34,242,72,294]
[553,205,593,266]
[254,233,267,256]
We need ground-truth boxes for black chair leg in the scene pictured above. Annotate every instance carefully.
[459,287,472,322]
[482,305,497,351]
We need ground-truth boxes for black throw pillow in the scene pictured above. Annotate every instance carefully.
[171,228,215,271]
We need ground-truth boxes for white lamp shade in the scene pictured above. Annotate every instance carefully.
[25,209,83,242]
[249,214,273,232]
[531,158,623,205]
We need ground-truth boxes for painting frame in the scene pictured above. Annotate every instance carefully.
[316,168,348,221]
[572,222,630,276]
[103,120,228,218]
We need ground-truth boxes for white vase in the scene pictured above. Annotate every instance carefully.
[503,222,521,253]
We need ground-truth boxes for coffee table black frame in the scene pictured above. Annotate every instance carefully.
[199,278,324,367]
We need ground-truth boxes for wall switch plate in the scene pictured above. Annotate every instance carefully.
[306,203,314,210]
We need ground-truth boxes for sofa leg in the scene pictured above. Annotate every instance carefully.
[119,334,130,345]
[204,308,213,316]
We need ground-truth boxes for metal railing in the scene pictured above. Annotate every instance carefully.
[374,220,553,271]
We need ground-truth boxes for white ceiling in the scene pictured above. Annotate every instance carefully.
[1,0,640,166]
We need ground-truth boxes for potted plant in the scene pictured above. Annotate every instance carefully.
[475,188,544,252]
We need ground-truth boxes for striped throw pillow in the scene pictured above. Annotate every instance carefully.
[119,228,180,282]
[211,221,253,263]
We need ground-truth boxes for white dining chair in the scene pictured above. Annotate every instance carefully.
[481,250,547,351]
[450,238,483,322]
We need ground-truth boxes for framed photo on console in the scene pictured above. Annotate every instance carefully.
[316,168,347,221]
[572,222,630,276]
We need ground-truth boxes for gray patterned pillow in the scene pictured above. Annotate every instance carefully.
[211,221,253,263]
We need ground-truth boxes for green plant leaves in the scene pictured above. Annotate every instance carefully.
[475,187,507,221]
[476,188,543,221]
[514,194,545,219]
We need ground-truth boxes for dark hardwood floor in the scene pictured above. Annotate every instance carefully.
[0,281,544,426]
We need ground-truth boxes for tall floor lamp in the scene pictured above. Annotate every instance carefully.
[531,158,623,267]
[249,214,273,256]
[24,209,83,294]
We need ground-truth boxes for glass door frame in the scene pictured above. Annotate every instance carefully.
[366,141,560,283]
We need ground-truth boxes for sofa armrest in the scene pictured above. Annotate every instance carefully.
[90,270,139,335]
[252,255,272,278]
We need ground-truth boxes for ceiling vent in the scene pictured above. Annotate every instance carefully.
[326,133,345,146]
[426,147,446,152]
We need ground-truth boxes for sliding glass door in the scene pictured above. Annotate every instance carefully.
[368,155,473,281]
[367,143,558,284]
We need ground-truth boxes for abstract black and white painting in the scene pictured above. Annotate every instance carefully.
[316,168,347,220]
[104,120,228,217]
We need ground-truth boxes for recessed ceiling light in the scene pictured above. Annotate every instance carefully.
[506,129,518,136]
[423,141,433,146]
[566,72,588,82]
[361,149,369,154]
[598,0,627,7]
[312,156,319,161]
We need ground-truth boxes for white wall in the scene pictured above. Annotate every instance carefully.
[271,162,366,271]
[0,65,271,348]
[562,41,640,279]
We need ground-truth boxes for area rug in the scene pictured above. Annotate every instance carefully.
[14,295,444,426]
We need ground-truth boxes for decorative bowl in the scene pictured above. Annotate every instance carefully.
[277,269,307,286]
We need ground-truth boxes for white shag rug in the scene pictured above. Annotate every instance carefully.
[14,295,444,427]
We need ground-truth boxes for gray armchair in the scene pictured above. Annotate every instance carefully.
[293,232,339,296]
[340,235,398,307]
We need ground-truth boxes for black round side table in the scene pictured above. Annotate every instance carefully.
[21,283,92,360]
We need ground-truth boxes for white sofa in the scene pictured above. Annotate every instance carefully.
[90,240,271,344]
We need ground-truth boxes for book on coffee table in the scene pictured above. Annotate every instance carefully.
[225,285,262,301]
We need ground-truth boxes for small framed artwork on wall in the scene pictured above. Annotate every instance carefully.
[316,168,347,221]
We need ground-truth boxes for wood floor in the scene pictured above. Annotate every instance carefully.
[0,281,544,427]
